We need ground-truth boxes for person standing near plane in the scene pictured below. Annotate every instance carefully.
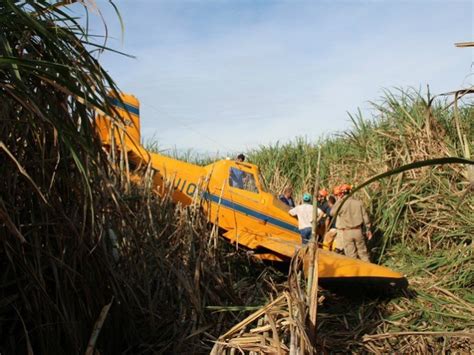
[331,184,372,261]
[317,188,330,238]
[279,186,295,208]
[317,188,330,215]
[289,193,323,245]
[323,194,344,253]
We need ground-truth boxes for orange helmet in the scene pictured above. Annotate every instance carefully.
[340,184,352,193]
[318,188,329,197]
[333,185,342,195]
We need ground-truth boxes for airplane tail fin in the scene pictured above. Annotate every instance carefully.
[96,93,141,149]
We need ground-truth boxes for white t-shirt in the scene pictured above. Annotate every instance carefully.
[289,204,324,230]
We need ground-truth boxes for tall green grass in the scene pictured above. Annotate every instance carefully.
[245,89,473,352]
[0,2,276,353]
[249,90,473,253]
[144,90,473,352]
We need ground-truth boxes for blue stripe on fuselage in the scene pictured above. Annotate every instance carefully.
[109,97,140,116]
[203,192,300,234]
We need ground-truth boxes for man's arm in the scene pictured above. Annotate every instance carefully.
[325,215,331,229]
[289,206,297,216]
[361,203,370,226]
[361,203,372,240]
[330,200,342,217]
[316,207,325,221]
[229,167,237,186]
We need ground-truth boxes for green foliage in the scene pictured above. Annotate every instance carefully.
[248,89,474,351]
[0,2,274,354]
[0,1,123,352]
[249,90,473,254]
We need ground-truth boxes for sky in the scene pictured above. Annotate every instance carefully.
[77,0,473,155]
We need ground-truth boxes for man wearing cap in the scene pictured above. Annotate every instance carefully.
[289,193,324,245]
[331,184,372,261]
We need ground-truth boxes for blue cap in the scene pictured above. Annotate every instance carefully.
[303,193,312,202]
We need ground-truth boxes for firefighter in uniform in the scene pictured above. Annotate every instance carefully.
[330,184,372,261]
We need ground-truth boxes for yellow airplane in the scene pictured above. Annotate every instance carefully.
[96,93,407,289]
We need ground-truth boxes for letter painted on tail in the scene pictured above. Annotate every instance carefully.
[186,183,197,196]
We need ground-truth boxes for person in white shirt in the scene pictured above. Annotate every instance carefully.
[289,193,324,244]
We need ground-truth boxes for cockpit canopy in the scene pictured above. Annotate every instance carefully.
[205,160,267,195]
[228,166,259,193]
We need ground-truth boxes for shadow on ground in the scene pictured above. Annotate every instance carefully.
[315,285,417,352]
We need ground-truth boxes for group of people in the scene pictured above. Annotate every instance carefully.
[280,184,372,262]
[230,154,372,262]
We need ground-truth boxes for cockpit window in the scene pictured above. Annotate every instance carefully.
[229,167,259,193]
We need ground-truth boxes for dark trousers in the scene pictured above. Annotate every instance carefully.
[300,227,312,245]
